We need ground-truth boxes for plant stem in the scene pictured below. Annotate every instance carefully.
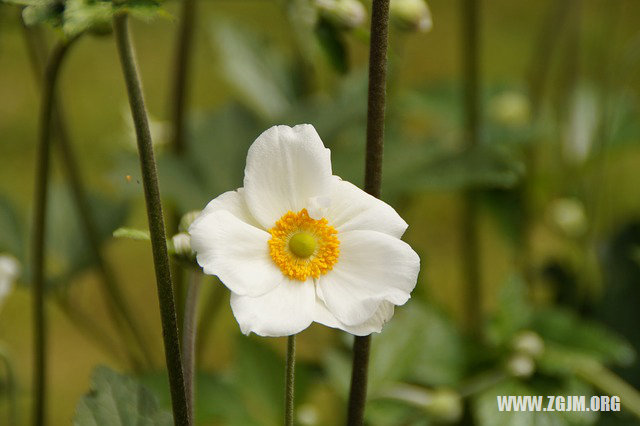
[285,334,296,426]
[0,345,17,426]
[347,2,390,424]
[460,0,481,337]
[168,0,197,338]
[169,0,196,157]
[519,0,574,286]
[54,294,126,365]
[21,22,152,371]
[182,272,202,424]
[112,14,190,426]
[195,281,225,364]
[31,38,75,426]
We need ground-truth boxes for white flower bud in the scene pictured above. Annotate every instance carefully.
[390,0,433,33]
[506,354,535,379]
[180,210,202,233]
[512,330,545,358]
[172,232,194,259]
[489,91,531,127]
[316,0,366,29]
[379,385,462,423]
[0,254,20,312]
[296,403,319,425]
[549,197,588,238]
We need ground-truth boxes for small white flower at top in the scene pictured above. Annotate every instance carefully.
[0,254,20,314]
[189,124,420,337]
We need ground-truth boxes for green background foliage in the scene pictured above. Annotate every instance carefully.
[1,0,640,425]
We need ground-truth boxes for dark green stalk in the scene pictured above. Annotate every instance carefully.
[519,0,575,285]
[169,0,196,157]
[54,295,126,365]
[112,14,190,426]
[195,281,225,364]
[182,272,202,423]
[168,0,197,338]
[0,345,17,426]
[31,38,75,426]
[460,0,481,336]
[347,1,390,424]
[21,23,153,370]
[285,335,296,426]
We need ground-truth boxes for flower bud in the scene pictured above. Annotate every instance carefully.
[549,197,588,238]
[506,353,535,379]
[316,0,366,30]
[180,210,202,233]
[427,388,463,422]
[296,403,320,425]
[390,0,433,33]
[171,232,196,262]
[0,254,20,312]
[512,330,544,358]
[489,91,531,127]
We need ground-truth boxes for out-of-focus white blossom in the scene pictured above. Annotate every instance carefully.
[506,353,535,379]
[489,90,531,127]
[0,254,20,313]
[512,330,545,358]
[549,197,588,238]
[316,0,366,29]
[390,0,433,32]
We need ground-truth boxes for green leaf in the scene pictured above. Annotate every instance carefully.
[22,0,63,28]
[0,196,25,262]
[210,21,294,120]
[412,144,525,190]
[73,366,172,426]
[63,0,113,37]
[43,184,130,290]
[532,308,635,367]
[113,227,150,241]
[487,274,533,346]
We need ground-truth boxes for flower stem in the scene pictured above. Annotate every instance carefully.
[195,281,225,364]
[0,345,17,426]
[460,0,482,337]
[285,334,296,426]
[21,22,153,371]
[169,0,196,157]
[168,0,197,338]
[348,2,390,424]
[112,14,190,426]
[31,37,75,426]
[182,272,202,423]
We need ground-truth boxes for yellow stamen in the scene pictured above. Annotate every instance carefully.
[268,209,340,281]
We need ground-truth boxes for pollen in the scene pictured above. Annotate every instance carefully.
[268,209,340,281]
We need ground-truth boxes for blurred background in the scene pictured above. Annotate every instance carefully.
[1,0,640,424]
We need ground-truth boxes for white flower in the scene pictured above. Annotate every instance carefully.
[189,124,420,337]
[0,254,20,313]
[390,0,433,33]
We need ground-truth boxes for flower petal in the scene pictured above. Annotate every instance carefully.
[230,279,316,337]
[317,230,420,326]
[314,297,395,336]
[200,188,260,228]
[243,124,333,228]
[326,177,408,238]
[189,210,280,297]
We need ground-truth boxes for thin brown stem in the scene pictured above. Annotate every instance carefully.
[460,0,481,337]
[347,1,390,425]
[21,23,153,371]
[31,38,76,426]
[112,13,190,425]
[181,272,202,423]
[285,335,296,426]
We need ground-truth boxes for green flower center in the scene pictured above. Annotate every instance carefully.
[288,231,317,258]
